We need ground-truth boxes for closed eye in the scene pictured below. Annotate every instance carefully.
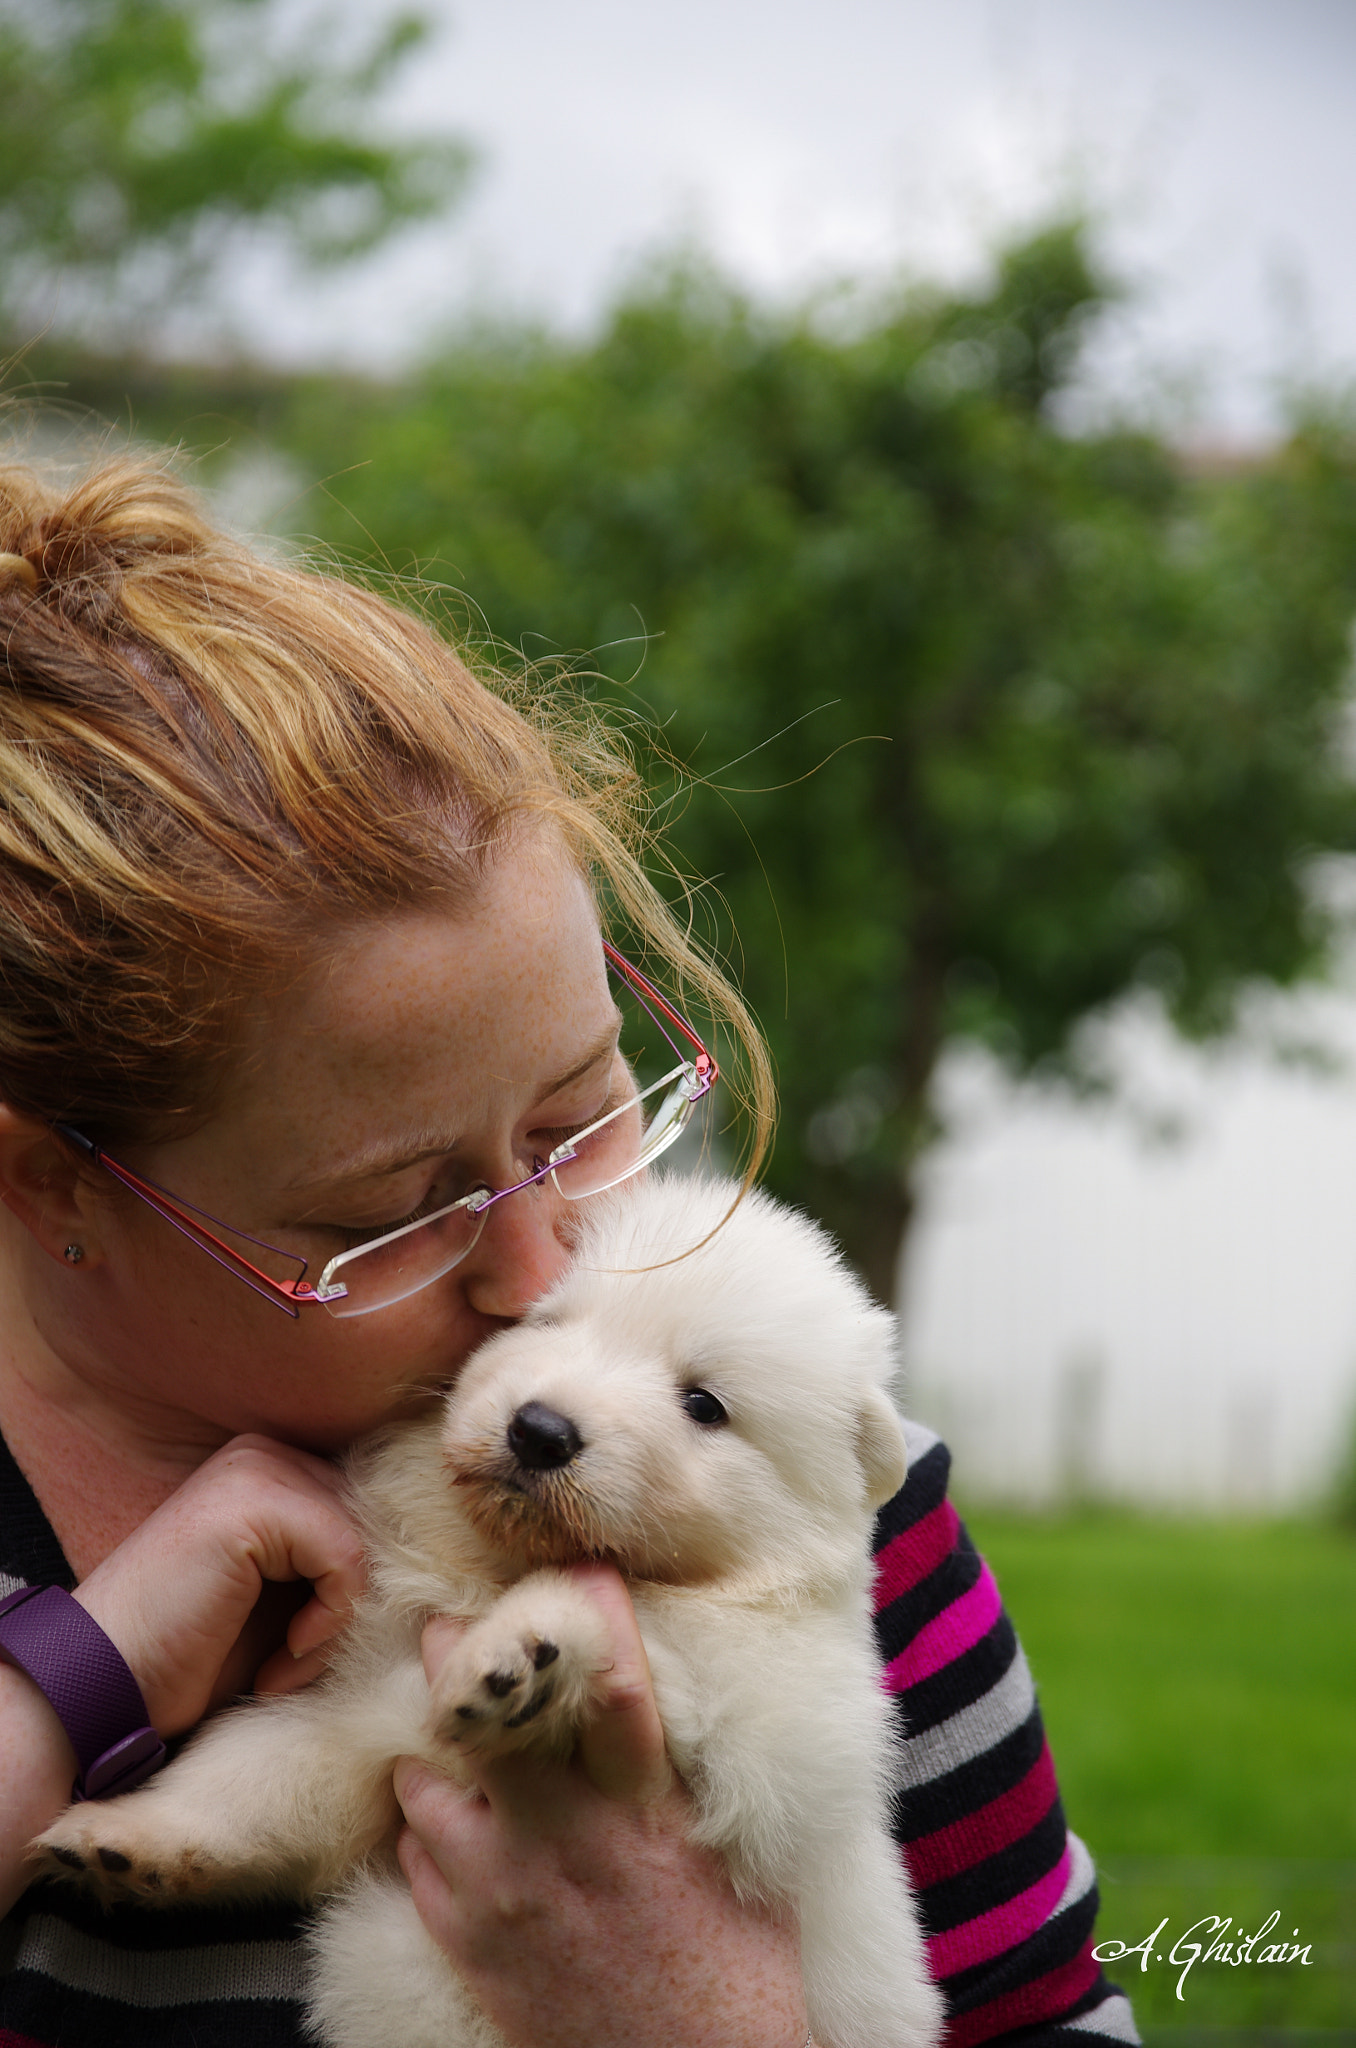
[529,1081,632,1153]
[316,1180,472,1249]
[680,1387,728,1427]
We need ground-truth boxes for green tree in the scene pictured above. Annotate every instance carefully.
[31,226,1356,1305]
[268,227,1356,1302]
[0,0,470,350]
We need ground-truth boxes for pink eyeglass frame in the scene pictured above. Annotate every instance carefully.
[55,943,717,1319]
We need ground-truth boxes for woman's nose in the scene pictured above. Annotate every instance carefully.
[461,1180,573,1318]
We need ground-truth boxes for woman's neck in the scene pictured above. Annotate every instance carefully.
[0,1249,227,1578]
[0,1370,209,1580]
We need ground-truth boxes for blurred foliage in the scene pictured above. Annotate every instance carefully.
[0,0,470,349]
[11,137,1356,1293]
[237,226,1356,1298]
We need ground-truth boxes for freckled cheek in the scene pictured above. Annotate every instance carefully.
[316,1294,497,1398]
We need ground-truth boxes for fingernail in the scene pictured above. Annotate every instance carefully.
[392,1757,427,1806]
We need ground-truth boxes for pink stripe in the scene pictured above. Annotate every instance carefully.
[905,1742,1059,1888]
[886,1560,1001,1690]
[0,2031,51,2048]
[873,1499,961,1609]
[928,1847,1072,1978]
[943,1942,1102,2046]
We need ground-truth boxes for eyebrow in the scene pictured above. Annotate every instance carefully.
[281,1018,623,1193]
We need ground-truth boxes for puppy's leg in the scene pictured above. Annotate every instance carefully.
[636,1598,943,2048]
[799,1830,943,2048]
[306,1871,505,2048]
[33,1656,430,1907]
[427,1572,612,1758]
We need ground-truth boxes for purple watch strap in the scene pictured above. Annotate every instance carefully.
[0,1583,166,1800]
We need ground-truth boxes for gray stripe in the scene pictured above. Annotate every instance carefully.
[0,1572,29,1600]
[1056,1831,1097,1915]
[894,1645,1035,1789]
[901,1418,941,1464]
[14,1914,307,2009]
[1064,1992,1141,2043]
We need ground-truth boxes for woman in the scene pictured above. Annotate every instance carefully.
[0,453,1136,2046]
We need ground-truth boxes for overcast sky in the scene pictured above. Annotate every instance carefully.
[245,0,1356,437]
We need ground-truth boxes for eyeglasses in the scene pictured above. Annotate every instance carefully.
[55,943,717,1320]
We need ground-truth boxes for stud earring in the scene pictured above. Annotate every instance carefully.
[63,1243,84,1265]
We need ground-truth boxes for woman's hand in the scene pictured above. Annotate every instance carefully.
[72,1433,367,1736]
[394,1566,809,2048]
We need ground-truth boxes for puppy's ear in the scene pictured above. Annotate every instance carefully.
[855,1384,908,1509]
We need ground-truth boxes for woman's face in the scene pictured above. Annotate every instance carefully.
[55,836,628,1454]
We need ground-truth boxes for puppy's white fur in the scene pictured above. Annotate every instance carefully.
[36,1177,942,2048]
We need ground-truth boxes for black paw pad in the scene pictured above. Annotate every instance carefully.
[50,1846,85,1870]
[532,1640,559,1670]
[485,1670,519,1699]
[455,1704,481,1721]
[97,1847,132,1872]
[505,1680,554,1729]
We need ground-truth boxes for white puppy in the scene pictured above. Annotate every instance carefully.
[36,1176,942,2048]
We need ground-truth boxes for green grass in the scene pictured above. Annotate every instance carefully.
[959,1512,1356,2036]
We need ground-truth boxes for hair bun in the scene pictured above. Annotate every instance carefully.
[0,551,38,590]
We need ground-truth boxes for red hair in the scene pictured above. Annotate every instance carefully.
[0,451,771,1162]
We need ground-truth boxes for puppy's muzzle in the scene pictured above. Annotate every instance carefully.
[507,1402,584,1472]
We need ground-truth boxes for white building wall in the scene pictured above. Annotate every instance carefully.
[897,990,1356,1510]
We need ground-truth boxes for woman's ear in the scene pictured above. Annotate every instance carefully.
[0,1107,106,1267]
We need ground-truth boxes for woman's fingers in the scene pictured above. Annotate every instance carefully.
[395,1819,439,1902]
[283,1578,362,1661]
[564,1564,671,1804]
[417,1613,468,1682]
[253,1639,337,1696]
[392,1761,494,1903]
[215,1439,368,1610]
[390,1726,809,2048]
[393,1809,481,1959]
[282,1599,343,1662]
[73,1433,368,1733]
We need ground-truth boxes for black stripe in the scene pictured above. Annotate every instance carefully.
[1,1971,307,2046]
[954,1986,1134,2048]
[13,1880,310,1950]
[885,1612,1019,1735]
[0,1431,75,1590]
[872,1439,952,1549]
[873,1530,984,1663]
[917,1798,1067,1934]
[891,1703,1047,1843]
[942,1878,1101,2006]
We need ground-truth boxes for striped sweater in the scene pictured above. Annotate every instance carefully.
[0,1422,1137,2047]
[882,1424,1136,2046]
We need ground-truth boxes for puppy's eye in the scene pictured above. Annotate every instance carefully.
[680,1387,728,1427]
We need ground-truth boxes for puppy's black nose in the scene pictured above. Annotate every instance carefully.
[507,1401,583,1471]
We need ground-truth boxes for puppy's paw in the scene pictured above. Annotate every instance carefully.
[429,1621,567,1752]
[428,1575,610,1757]
[33,1801,224,1906]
